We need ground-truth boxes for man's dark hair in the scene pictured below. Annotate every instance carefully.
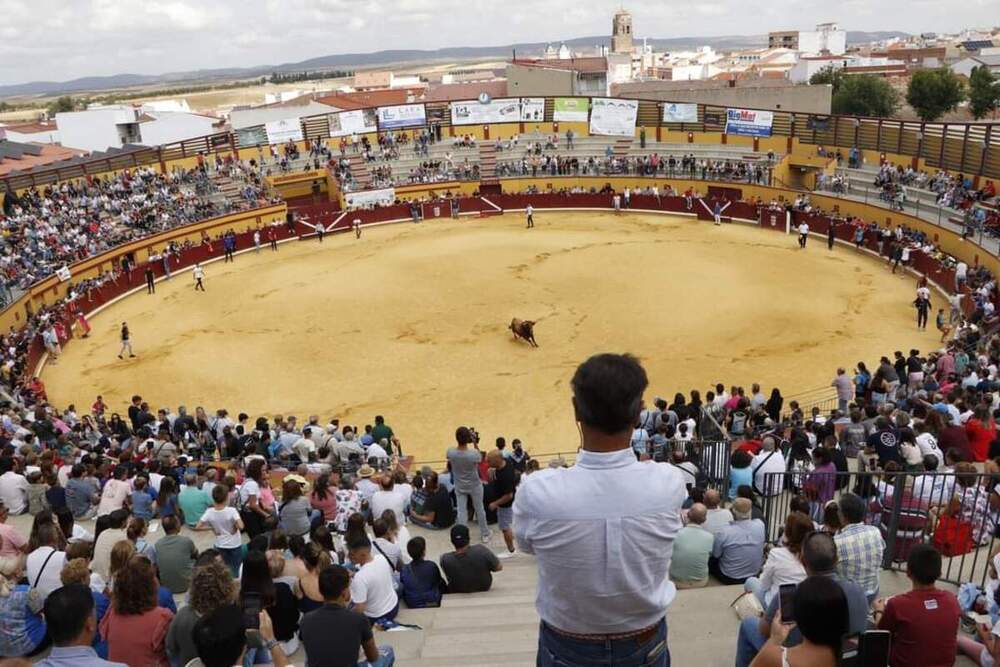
[455,427,474,445]
[161,515,180,534]
[0,457,13,474]
[193,604,246,667]
[571,353,648,434]
[108,508,129,529]
[907,543,942,585]
[801,531,838,573]
[318,564,351,601]
[793,576,849,652]
[407,536,427,561]
[838,493,865,524]
[195,548,221,567]
[43,583,94,645]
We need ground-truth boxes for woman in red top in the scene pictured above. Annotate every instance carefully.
[100,556,173,667]
[965,405,996,462]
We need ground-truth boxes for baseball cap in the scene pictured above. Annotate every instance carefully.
[450,524,470,548]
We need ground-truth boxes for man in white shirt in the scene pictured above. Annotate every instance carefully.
[0,458,29,515]
[514,353,685,665]
[751,437,786,497]
[370,475,407,526]
[703,488,734,536]
[348,537,399,623]
[798,221,809,248]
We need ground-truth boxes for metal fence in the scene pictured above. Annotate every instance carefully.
[759,469,999,587]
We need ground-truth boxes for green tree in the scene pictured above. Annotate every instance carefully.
[830,74,899,117]
[810,66,846,94]
[906,68,966,121]
[46,95,77,115]
[968,64,1000,120]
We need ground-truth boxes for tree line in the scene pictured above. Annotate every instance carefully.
[810,64,1000,121]
[268,70,353,83]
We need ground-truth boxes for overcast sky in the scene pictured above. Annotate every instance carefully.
[0,0,996,85]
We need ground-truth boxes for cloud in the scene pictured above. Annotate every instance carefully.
[0,1,994,86]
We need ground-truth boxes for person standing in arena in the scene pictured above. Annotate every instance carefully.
[713,201,722,225]
[144,266,155,294]
[354,218,363,238]
[118,322,135,359]
[525,205,534,229]
[827,221,836,250]
[268,226,278,251]
[253,229,261,253]
[314,220,325,243]
[193,263,206,292]
[914,292,931,330]
[514,353,686,666]
[798,220,809,248]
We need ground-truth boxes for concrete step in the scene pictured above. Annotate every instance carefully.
[420,624,540,659]
[400,652,537,667]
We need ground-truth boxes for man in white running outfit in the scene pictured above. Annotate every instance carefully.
[798,221,809,248]
[193,264,205,292]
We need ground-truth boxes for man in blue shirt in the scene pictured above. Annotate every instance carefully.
[37,584,126,667]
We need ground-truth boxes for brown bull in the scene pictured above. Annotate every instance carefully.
[510,318,538,347]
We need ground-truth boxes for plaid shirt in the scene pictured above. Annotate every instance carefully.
[835,523,885,595]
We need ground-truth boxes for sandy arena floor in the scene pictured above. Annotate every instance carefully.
[43,211,941,463]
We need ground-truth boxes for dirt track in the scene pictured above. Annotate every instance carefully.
[42,211,940,462]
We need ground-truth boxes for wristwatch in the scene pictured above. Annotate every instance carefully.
[264,639,279,652]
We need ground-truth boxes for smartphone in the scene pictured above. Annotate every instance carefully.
[778,584,796,624]
[859,630,891,667]
[241,592,261,630]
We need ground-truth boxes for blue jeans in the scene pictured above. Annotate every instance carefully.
[537,619,668,666]
[735,617,767,667]
[359,645,395,667]
[219,546,244,577]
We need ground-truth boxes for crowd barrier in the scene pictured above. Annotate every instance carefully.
[759,469,999,587]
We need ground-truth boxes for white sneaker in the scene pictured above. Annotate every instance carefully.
[497,550,517,560]
[481,531,493,543]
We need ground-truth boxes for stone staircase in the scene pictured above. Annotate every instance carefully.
[210,173,247,208]
[613,137,634,161]
[479,141,499,187]
[347,152,373,190]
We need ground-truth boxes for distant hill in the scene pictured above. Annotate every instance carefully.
[0,30,910,100]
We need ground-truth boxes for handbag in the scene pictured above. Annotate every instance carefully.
[933,515,974,557]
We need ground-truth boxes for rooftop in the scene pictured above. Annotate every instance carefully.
[511,57,608,74]
[0,140,86,176]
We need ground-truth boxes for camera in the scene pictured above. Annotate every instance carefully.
[468,427,480,445]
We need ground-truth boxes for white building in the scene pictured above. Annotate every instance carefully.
[56,105,220,152]
[0,121,60,144]
[142,99,192,114]
[769,23,846,56]
[951,55,1000,78]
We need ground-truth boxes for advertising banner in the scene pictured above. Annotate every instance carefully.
[520,97,545,122]
[344,188,396,209]
[553,97,589,122]
[264,118,304,144]
[450,98,521,125]
[235,126,268,147]
[328,109,378,137]
[377,104,426,129]
[589,97,638,137]
[662,102,699,123]
[724,108,774,137]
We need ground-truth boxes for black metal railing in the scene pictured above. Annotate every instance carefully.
[759,469,999,587]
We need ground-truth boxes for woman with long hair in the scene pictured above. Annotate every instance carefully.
[297,542,331,614]
[743,512,811,606]
[166,560,236,666]
[100,556,173,667]
[310,472,337,523]
[278,478,314,537]
[238,458,273,538]
[25,521,66,599]
[750,575,848,667]
[765,388,783,423]
[241,549,301,657]
[155,477,182,522]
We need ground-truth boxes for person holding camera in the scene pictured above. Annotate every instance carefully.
[447,426,490,543]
